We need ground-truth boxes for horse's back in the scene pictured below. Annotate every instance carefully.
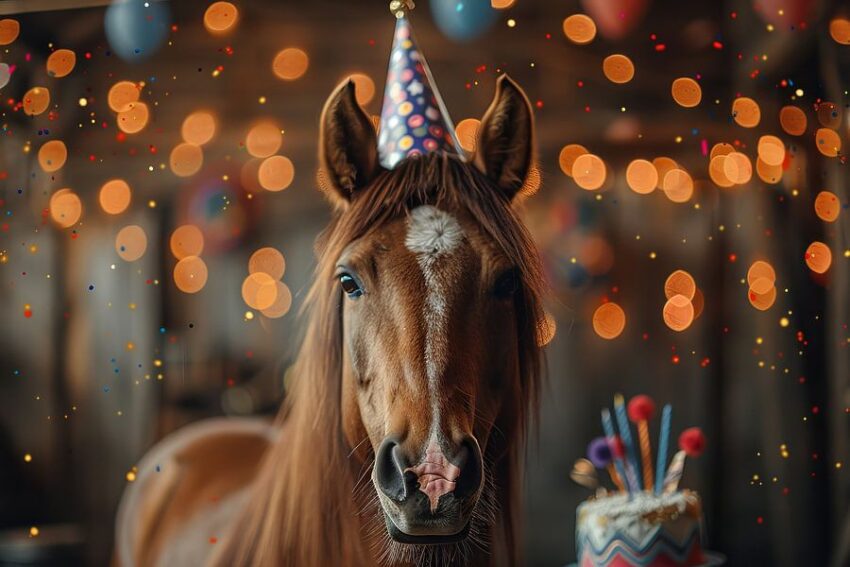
[114,417,277,567]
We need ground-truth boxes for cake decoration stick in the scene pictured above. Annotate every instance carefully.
[613,394,642,493]
[627,395,656,492]
[655,404,672,494]
[587,436,624,492]
[570,458,599,490]
[663,427,706,494]
[662,450,686,493]
[601,409,631,494]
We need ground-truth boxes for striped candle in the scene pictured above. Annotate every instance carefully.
[601,408,630,494]
[613,394,642,493]
[655,404,672,494]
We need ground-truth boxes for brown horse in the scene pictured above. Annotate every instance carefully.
[115,74,545,566]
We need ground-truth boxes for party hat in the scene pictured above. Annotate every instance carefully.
[378,8,463,169]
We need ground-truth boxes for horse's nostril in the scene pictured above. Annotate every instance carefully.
[454,436,483,500]
[375,438,412,502]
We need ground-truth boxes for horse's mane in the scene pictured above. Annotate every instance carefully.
[211,152,546,566]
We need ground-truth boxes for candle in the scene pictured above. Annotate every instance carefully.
[662,450,687,493]
[663,427,706,494]
[655,404,671,494]
[613,394,642,493]
[628,394,656,491]
[601,408,630,494]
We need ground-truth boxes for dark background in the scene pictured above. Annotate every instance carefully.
[0,0,847,565]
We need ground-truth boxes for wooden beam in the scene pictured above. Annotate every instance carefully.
[0,0,165,16]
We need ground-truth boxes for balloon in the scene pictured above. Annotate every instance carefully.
[105,0,170,62]
[580,0,649,41]
[430,0,498,42]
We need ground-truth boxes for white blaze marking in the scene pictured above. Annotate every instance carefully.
[405,205,464,446]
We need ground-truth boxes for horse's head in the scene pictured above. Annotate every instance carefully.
[317,75,541,550]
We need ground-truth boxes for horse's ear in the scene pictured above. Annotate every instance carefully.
[319,80,380,205]
[473,74,534,201]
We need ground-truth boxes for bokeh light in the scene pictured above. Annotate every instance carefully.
[652,157,678,190]
[249,247,286,280]
[174,256,209,294]
[239,158,264,193]
[804,241,832,274]
[108,81,140,112]
[169,143,204,177]
[592,302,626,339]
[0,19,20,45]
[23,87,50,116]
[602,54,634,84]
[170,225,205,259]
[115,225,147,262]
[779,105,807,136]
[814,191,840,222]
[272,48,309,81]
[562,14,596,45]
[755,157,782,184]
[710,142,735,160]
[46,49,76,78]
[261,282,293,319]
[204,1,239,34]
[38,140,67,172]
[662,168,694,202]
[757,135,785,166]
[663,294,694,332]
[747,261,776,286]
[816,102,841,129]
[664,270,696,300]
[537,312,557,347]
[723,152,753,185]
[245,121,282,158]
[49,189,82,228]
[558,144,588,177]
[748,278,776,311]
[116,101,149,134]
[815,128,841,157]
[455,118,480,153]
[625,159,657,194]
[829,17,850,44]
[732,97,760,128]
[99,179,132,215]
[491,0,516,9]
[181,111,217,146]
[709,155,734,187]
[242,272,278,310]
[572,153,606,190]
[671,77,702,108]
[258,155,295,191]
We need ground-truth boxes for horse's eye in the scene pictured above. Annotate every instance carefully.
[493,269,519,299]
[339,273,363,299]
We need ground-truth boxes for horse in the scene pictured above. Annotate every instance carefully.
[115,74,546,567]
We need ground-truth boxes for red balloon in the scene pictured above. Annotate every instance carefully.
[679,427,706,458]
[580,0,649,41]
[627,395,656,422]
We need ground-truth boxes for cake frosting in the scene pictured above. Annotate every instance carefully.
[576,490,704,567]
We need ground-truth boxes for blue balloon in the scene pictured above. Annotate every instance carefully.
[430,0,498,42]
[105,0,170,62]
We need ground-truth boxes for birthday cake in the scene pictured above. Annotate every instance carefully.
[576,490,704,567]
[571,395,714,567]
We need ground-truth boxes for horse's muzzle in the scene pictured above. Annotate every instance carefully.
[374,435,483,542]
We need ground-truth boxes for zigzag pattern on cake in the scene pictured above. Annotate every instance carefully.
[581,524,702,566]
